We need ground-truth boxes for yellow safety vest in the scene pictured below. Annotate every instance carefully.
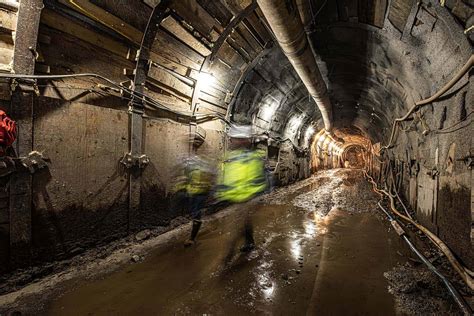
[185,168,212,196]
[216,149,267,203]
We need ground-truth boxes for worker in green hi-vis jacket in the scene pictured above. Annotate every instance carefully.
[215,124,268,252]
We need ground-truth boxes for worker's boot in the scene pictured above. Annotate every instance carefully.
[240,220,255,252]
[184,219,202,247]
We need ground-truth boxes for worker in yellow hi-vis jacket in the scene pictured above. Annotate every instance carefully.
[215,124,267,252]
[177,155,214,247]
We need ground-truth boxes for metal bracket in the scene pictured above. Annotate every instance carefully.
[120,152,150,169]
[427,166,439,179]
[20,150,49,173]
[457,155,474,169]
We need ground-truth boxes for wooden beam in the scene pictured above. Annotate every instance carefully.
[170,0,223,41]
[152,29,204,70]
[143,0,160,8]
[161,15,211,56]
[53,2,203,75]
[0,8,17,31]
[41,9,130,58]
[148,64,193,99]
[10,0,43,267]
[41,11,191,79]
[58,0,142,44]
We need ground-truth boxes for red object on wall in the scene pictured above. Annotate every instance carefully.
[0,110,17,147]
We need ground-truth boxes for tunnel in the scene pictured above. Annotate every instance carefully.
[0,0,473,314]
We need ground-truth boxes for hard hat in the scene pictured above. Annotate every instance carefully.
[228,124,253,138]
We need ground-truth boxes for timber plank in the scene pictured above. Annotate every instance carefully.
[91,0,151,31]
[41,9,130,58]
[149,52,189,77]
[196,99,227,115]
[188,68,231,96]
[388,0,415,32]
[200,85,227,100]
[245,12,271,44]
[372,0,387,28]
[236,23,263,52]
[148,64,194,99]
[229,27,256,58]
[58,0,198,73]
[161,15,211,56]
[216,41,246,70]
[58,0,142,43]
[199,90,226,108]
[146,81,190,104]
[153,29,204,70]
[144,87,191,112]
[0,9,17,31]
[197,0,232,27]
[208,58,240,91]
[0,47,13,66]
[170,0,223,41]
[226,40,251,63]
[143,0,159,8]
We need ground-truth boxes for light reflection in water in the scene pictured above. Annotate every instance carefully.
[290,235,302,259]
[256,260,275,300]
[304,220,316,237]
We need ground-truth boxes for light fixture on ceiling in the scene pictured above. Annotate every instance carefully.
[197,71,216,88]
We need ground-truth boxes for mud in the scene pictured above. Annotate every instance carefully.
[0,169,467,315]
[384,262,464,315]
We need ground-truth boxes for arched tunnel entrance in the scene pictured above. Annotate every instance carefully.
[342,145,366,169]
[0,0,472,314]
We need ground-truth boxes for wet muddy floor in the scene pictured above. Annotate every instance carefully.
[42,169,409,315]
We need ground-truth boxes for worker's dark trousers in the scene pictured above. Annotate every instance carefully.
[243,212,255,246]
[189,193,207,220]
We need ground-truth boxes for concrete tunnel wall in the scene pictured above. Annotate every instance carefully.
[0,0,472,273]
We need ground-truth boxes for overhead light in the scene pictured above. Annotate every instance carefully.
[197,71,216,87]
[284,114,304,139]
[259,95,279,122]
[304,126,315,139]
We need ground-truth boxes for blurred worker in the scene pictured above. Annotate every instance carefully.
[181,155,215,247]
[0,110,16,177]
[215,124,267,252]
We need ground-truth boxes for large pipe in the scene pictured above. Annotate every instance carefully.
[257,0,333,132]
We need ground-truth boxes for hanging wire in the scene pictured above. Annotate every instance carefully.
[0,73,231,125]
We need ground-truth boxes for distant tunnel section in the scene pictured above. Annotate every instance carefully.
[310,127,372,172]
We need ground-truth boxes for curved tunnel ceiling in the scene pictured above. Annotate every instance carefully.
[229,0,472,147]
[12,0,470,152]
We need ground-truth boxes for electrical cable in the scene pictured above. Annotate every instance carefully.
[382,54,473,151]
[389,168,413,219]
[364,171,474,291]
[0,72,231,125]
[435,111,473,134]
[376,201,472,315]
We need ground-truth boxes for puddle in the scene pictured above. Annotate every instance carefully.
[35,169,408,315]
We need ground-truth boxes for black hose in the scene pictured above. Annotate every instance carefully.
[377,202,472,315]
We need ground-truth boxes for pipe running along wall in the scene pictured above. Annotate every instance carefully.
[256,0,333,132]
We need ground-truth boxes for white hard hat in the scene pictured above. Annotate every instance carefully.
[228,124,253,138]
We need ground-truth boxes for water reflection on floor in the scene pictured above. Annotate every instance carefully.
[47,169,407,315]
